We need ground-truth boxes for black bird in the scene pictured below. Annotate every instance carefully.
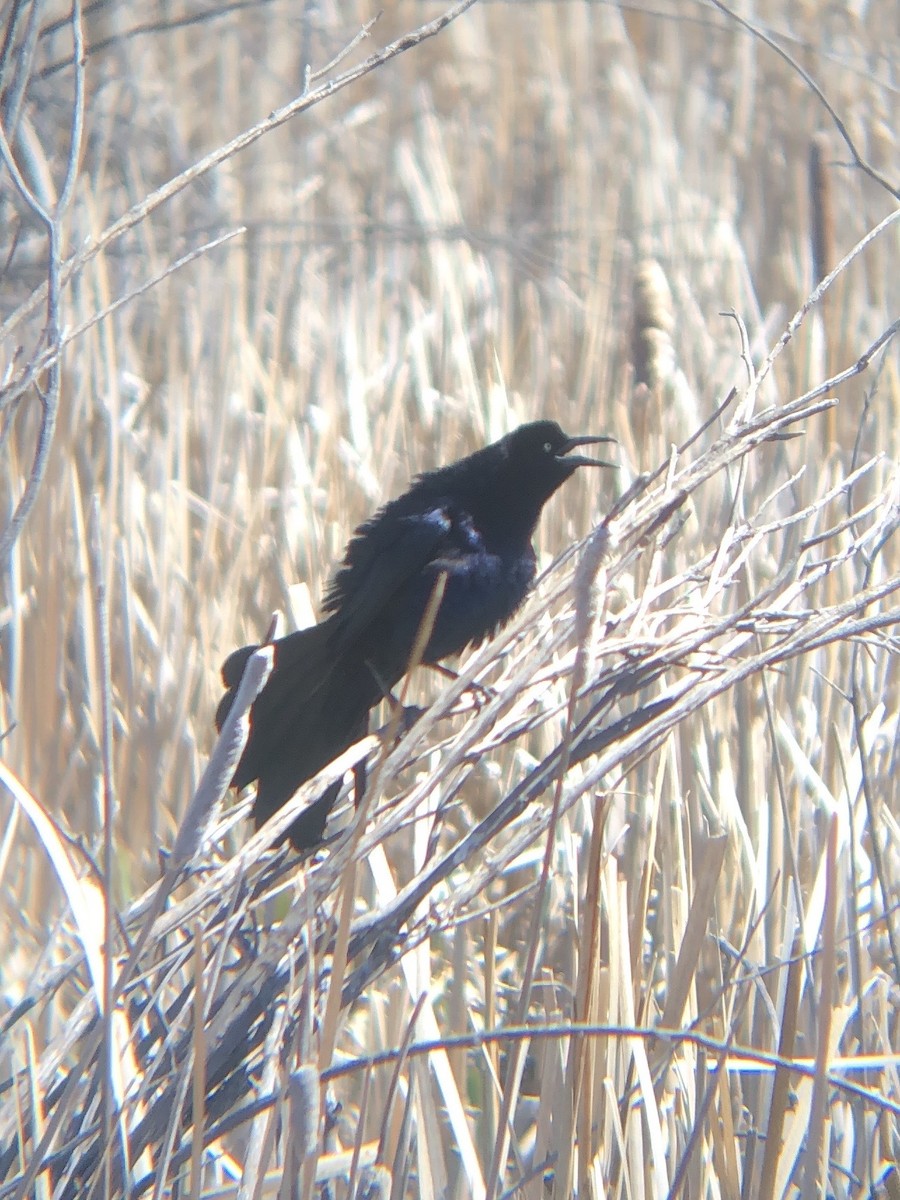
[216,420,612,850]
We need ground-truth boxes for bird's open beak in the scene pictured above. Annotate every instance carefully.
[557,433,617,469]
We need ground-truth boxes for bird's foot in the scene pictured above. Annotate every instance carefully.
[426,662,497,710]
[398,703,426,732]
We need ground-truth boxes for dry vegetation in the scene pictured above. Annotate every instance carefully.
[1,0,898,1196]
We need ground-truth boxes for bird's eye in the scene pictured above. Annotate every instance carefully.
[543,441,553,453]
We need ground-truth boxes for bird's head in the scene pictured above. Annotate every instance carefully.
[413,419,614,544]
[503,420,615,487]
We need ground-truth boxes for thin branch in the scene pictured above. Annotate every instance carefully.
[0,0,480,565]
[708,0,899,201]
[0,0,480,347]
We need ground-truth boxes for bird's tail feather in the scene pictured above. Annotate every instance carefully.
[216,623,337,787]
[216,623,378,852]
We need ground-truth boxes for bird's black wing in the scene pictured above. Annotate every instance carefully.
[216,505,456,801]
[322,502,455,651]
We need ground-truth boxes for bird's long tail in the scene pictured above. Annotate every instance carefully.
[216,623,376,848]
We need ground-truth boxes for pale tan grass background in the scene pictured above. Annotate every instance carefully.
[0,0,898,1196]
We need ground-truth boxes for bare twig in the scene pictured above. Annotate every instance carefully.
[0,0,480,562]
[708,0,899,201]
[0,0,480,348]
[0,0,85,564]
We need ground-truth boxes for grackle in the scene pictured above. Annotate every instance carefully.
[216,420,612,850]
